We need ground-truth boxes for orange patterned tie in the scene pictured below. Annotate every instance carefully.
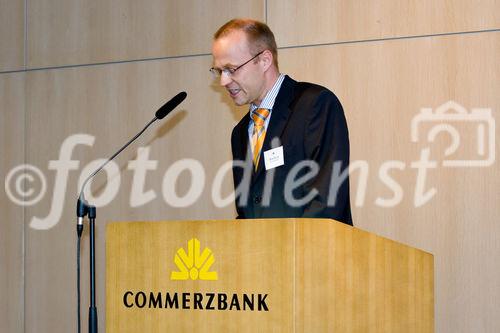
[251,108,270,170]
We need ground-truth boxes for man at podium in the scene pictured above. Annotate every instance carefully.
[211,18,352,225]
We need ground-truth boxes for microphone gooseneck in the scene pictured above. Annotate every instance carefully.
[76,91,188,231]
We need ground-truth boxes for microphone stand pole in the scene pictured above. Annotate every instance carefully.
[78,198,98,333]
[88,205,97,333]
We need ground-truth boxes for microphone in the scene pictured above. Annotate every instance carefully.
[156,91,187,119]
[76,91,187,235]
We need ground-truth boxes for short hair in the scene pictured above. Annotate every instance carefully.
[214,18,279,69]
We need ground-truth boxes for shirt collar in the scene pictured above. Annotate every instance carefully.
[249,74,285,114]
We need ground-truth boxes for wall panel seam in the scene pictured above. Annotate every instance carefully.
[265,0,268,23]
[0,52,213,75]
[23,1,27,331]
[1,28,498,76]
[22,71,26,333]
[24,0,27,70]
[279,28,500,50]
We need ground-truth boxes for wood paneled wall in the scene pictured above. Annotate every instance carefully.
[0,0,24,71]
[1,1,499,332]
[0,73,25,333]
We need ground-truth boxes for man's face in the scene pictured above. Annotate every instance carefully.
[212,30,267,106]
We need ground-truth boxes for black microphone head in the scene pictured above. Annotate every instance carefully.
[155,91,187,119]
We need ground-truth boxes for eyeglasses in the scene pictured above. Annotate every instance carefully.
[210,51,264,78]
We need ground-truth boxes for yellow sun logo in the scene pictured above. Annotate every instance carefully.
[170,238,218,281]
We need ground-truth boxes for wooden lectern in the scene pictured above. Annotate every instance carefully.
[106,219,433,332]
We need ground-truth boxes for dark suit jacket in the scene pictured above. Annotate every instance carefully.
[231,75,352,225]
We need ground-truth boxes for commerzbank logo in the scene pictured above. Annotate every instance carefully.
[170,238,218,281]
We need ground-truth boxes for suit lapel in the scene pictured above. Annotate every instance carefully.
[234,116,250,162]
[252,76,297,181]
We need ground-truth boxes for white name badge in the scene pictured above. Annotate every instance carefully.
[263,146,284,170]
